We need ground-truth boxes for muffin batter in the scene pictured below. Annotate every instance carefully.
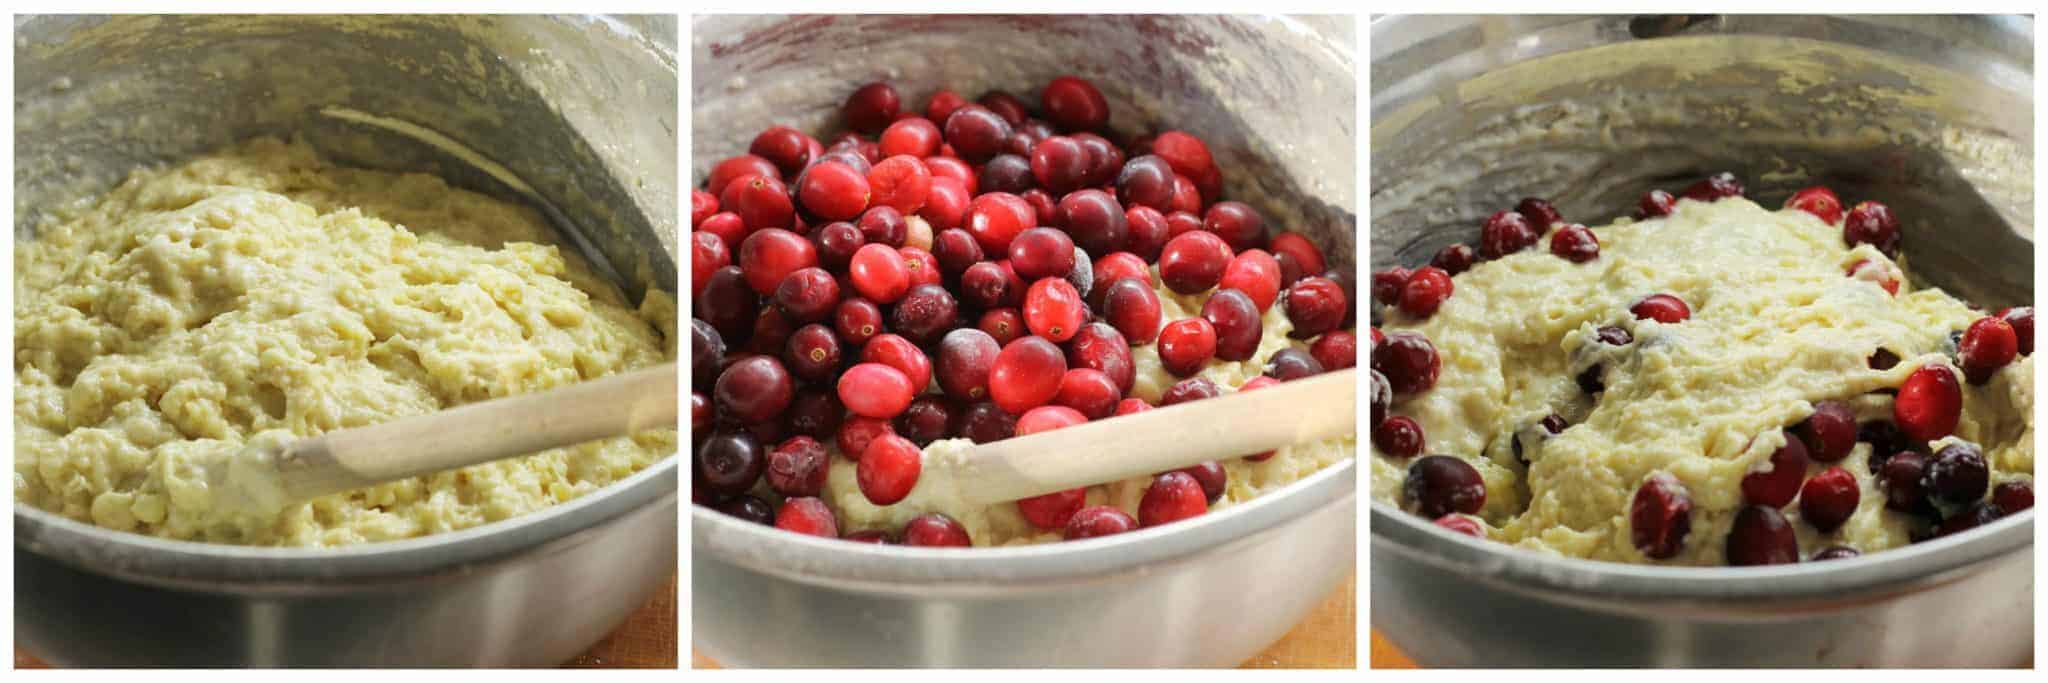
[1370,197,2032,564]
[15,137,677,547]
[823,280,1355,546]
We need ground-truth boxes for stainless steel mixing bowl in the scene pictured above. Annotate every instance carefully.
[1370,15,2033,667]
[691,14,1358,667]
[14,15,680,666]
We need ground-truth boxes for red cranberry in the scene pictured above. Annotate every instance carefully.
[1992,480,2034,515]
[738,228,819,296]
[965,192,1036,254]
[1681,172,1744,202]
[1741,434,1810,508]
[722,174,796,231]
[1934,501,2003,538]
[691,391,713,439]
[1115,155,1177,211]
[837,362,916,419]
[1139,471,1209,527]
[936,328,1001,401]
[925,156,976,192]
[696,431,765,499]
[1373,415,1425,458]
[696,265,758,342]
[1160,376,1222,406]
[955,262,1009,310]
[1369,369,1390,430]
[1053,368,1122,419]
[1785,185,1845,224]
[832,297,884,346]
[903,513,972,546]
[855,205,909,248]
[817,147,873,175]
[978,307,1026,346]
[884,284,950,345]
[1269,232,1328,282]
[866,154,932,214]
[1158,231,1233,295]
[709,154,782,196]
[1548,224,1600,263]
[1167,461,1227,504]
[1403,455,1486,518]
[1286,276,1349,339]
[1066,322,1136,394]
[1157,318,1218,377]
[749,125,816,178]
[842,82,901,134]
[895,396,955,446]
[1515,197,1563,228]
[813,220,864,270]
[1039,75,1109,131]
[1100,277,1164,345]
[1894,364,1962,442]
[1635,189,1678,219]
[980,154,1036,195]
[861,333,932,390]
[717,495,774,525]
[1024,136,1087,194]
[881,117,944,158]
[1265,347,1325,381]
[1016,405,1089,436]
[783,324,843,382]
[1431,515,1483,538]
[1398,266,1454,318]
[1630,293,1691,323]
[1121,206,1169,262]
[1726,505,1798,566]
[1429,243,1476,276]
[1114,397,1154,416]
[1478,210,1538,259]
[1055,190,1128,256]
[1999,306,2034,355]
[918,177,971,230]
[1959,316,2018,384]
[1372,331,1440,396]
[931,229,983,279]
[714,355,794,424]
[943,104,1013,163]
[786,390,843,440]
[764,436,830,498]
[774,497,839,537]
[955,401,1017,444]
[1202,288,1263,362]
[1630,473,1693,560]
[977,90,1029,126]
[1017,487,1088,530]
[1018,277,1082,342]
[692,189,720,227]
[1063,505,1138,540]
[990,336,1067,415]
[1843,201,1901,257]
[1150,130,1214,177]
[835,415,895,461]
[1009,227,1077,280]
[855,433,922,505]
[1796,401,1858,463]
[1203,201,1268,251]
[925,90,968,124]
[1311,330,1357,371]
[1167,173,1203,213]
[1879,450,1932,511]
[1799,466,1860,532]
[1164,209,1204,238]
[691,231,731,298]
[848,243,910,303]
[1218,250,1283,312]
[1370,267,1410,307]
[697,211,748,251]
[1094,251,1151,291]
[773,267,840,322]
[1926,442,1990,506]
[750,306,801,356]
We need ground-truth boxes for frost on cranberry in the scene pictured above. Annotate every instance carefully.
[1478,210,1538,259]
[1843,200,1901,257]
[1373,415,1424,459]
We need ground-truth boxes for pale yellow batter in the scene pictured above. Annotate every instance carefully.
[1370,197,2032,564]
[820,279,1355,546]
[15,137,677,547]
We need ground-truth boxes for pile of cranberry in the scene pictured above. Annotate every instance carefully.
[1370,173,2036,565]
[693,77,1358,547]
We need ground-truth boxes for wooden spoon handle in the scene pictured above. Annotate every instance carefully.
[272,363,678,502]
[955,368,1357,505]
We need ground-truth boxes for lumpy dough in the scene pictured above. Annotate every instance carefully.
[819,280,1354,546]
[1370,197,2033,565]
[14,137,677,547]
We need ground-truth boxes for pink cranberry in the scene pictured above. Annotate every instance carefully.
[1072,132,1125,187]
[1478,210,1538,259]
[1064,505,1139,540]
[1635,189,1678,219]
[925,156,977,193]
[1959,316,2018,384]
[774,497,839,538]
[1843,201,1901,257]
[1372,331,1439,396]
[1371,267,1411,307]
[1150,130,1214,178]
[723,174,796,232]
[1548,224,1600,262]
[1630,473,1693,560]
[1311,330,1357,371]
[1894,364,1962,442]
[1999,306,2034,355]
[1785,185,1845,224]
[1139,471,1210,527]
[1680,172,1744,202]
[1160,376,1222,406]
[1726,505,1798,566]
[1800,466,1860,532]
[708,154,781,196]
[833,297,884,346]
[848,243,910,303]
[1796,400,1858,462]
[989,336,1068,415]
[842,82,902,134]
[1158,231,1234,295]
[1157,318,1218,377]
[1024,277,1086,342]
[1741,433,1810,508]
[903,513,973,547]
[1027,135,1089,195]
[866,155,932,214]
[1164,210,1204,239]
[1630,293,1691,323]
[856,433,922,505]
[1373,415,1424,458]
[837,362,915,419]
[1403,455,1486,518]
[1398,266,1454,318]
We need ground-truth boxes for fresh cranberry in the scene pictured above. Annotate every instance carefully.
[1164,210,1204,240]
[1098,278,1164,345]
[1009,227,1076,280]
[1373,331,1440,396]
[749,126,816,178]
[1374,415,1425,458]
[881,117,944,158]
[842,82,902,134]
[1992,480,2034,515]
[1785,185,1845,224]
[980,153,1036,195]
[832,297,884,346]
[1203,201,1268,251]
[1150,130,1214,177]
[854,205,909,248]
[895,396,954,446]
[1093,251,1152,291]
[978,90,1029,126]
[1024,136,1087,194]
[786,390,843,440]
[713,355,794,424]
[930,230,983,280]
[1157,318,1218,377]
[717,495,774,524]
[1926,442,1990,506]
[965,192,1036,253]
[1124,205,1171,260]
[925,90,968,124]
[1269,232,1328,283]
[943,104,1013,163]
[1999,306,2034,355]
[933,328,1000,402]
[1630,473,1693,560]
[1217,250,1283,313]
[1072,132,1125,187]
[1959,316,2018,384]
[903,513,973,546]
[1053,368,1122,419]
[866,155,932,214]
[1515,197,1563,228]
[739,228,821,297]
[1114,398,1154,416]
[783,324,843,382]
[697,265,759,341]
[1726,504,1798,566]
[1160,377,1222,406]
[926,156,977,193]
[1287,276,1349,339]
[1429,243,1476,276]
[978,307,1025,345]
[1894,364,1962,442]
[1158,231,1234,295]
[861,333,932,390]
[1879,449,1933,512]
[692,189,721,228]
[1016,405,1089,437]
[1404,455,1486,517]
[696,431,765,498]
[841,244,909,305]
[1056,189,1128,256]
[1064,505,1139,540]
[1843,201,1900,257]
[1740,433,1810,508]
[890,284,957,345]
[817,147,873,175]
[855,433,922,505]
[750,305,801,356]
[1397,266,1454,318]
[1478,210,1538,259]
[1630,293,1691,323]
[1799,466,1859,532]
[1311,330,1358,371]
[1017,487,1088,530]
[834,415,895,461]
[697,211,748,251]
[990,336,1067,415]
[722,174,796,231]
[1202,288,1263,361]
[812,220,863,269]
[1369,369,1391,428]
[1168,173,1204,212]
[918,177,971,230]
[774,497,839,537]
[837,362,916,419]
[691,231,731,298]
[1115,154,1177,211]
[772,267,840,323]
[1024,277,1086,342]
[955,401,1017,443]
[1681,172,1744,202]
[1548,224,1600,263]
[1066,322,1136,394]
[1635,189,1678,219]
[1139,471,1209,527]
[1038,75,1109,131]
[1266,347,1325,381]
[709,155,782,197]
[763,435,830,498]
[1796,401,1858,463]
[691,391,713,439]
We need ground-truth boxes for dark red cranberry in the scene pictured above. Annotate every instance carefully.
[1429,243,1476,275]
[936,328,1001,401]
[1203,201,1267,251]
[1811,546,1860,561]
[943,105,1014,163]
[1991,306,2034,356]
[696,431,765,499]
[1796,401,1858,463]
[832,297,884,346]
[783,324,843,382]
[1269,232,1327,283]
[816,147,873,175]
[1073,132,1125,186]
[1372,331,1440,396]
[714,355,794,424]
[1681,172,1744,202]
[1025,136,1088,194]
[977,90,1030,126]
[1312,330,1358,371]
[748,306,798,356]
[1149,130,1214,178]
[1843,201,1900,257]
[895,396,955,446]
[955,401,1017,444]
[1024,277,1086,342]
[1370,267,1410,306]
[786,390,843,440]
[867,154,932,214]
[1009,227,1077,280]
[1404,455,1486,518]
[856,433,922,505]
[1548,224,1600,263]
[1934,501,2003,538]
[1100,278,1164,345]
[903,512,973,546]
[1630,473,1693,560]
[834,415,894,461]
[1740,433,1810,508]
[1286,276,1349,340]
[1265,348,1325,381]
[764,436,830,497]
[1879,450,1932,512]
[1959,316,2019,384]
[1784,185,1844,224]
[842,82,902,134]
[1160,377,1221,406]
[837,362,916,419]
[1066,322,1136,395]
[1157,318,1218,377]
[1992,480,2034,515]
[1398,266,1454,318]
[774,497,838,537]
[1858,420,1913,469]
[813,220,865,270]
[1726,504,1798,566]
[691,392,713,442]
[708,154,782,196]
[691,318,727,393]
[989,336,1067,415]
[1369,369,1391,428]
[1478,210,1538,259]
[773,267,840,323]
[1635,189,1678,219]
[978,307,1026,346]
[1799,465,1859,532]
[1515,197,1563,228]
[1019,189,1058,228]
[1868,348,1901,370]
[1119,207,1170,262]
[716,495,774,525]
[1164,210,1204,239]
[931,228,984,279]
[890,283,958,345]
[1926,442,1990,507]
[1158,230,1234,295]
[1202,289,1263,362]
[979,153,1036,195]
[1894,364,1962,442]
[1630,293,1691,323]
[1040,75,1109,131]
[954,261,1009,310]
[1063,505,1139,540]
[1374,415,1425,458]
[1115,155,1177,211]
[1055,189,1128,255]
[1139,471,1209,527]
[1174,461,1227,503]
